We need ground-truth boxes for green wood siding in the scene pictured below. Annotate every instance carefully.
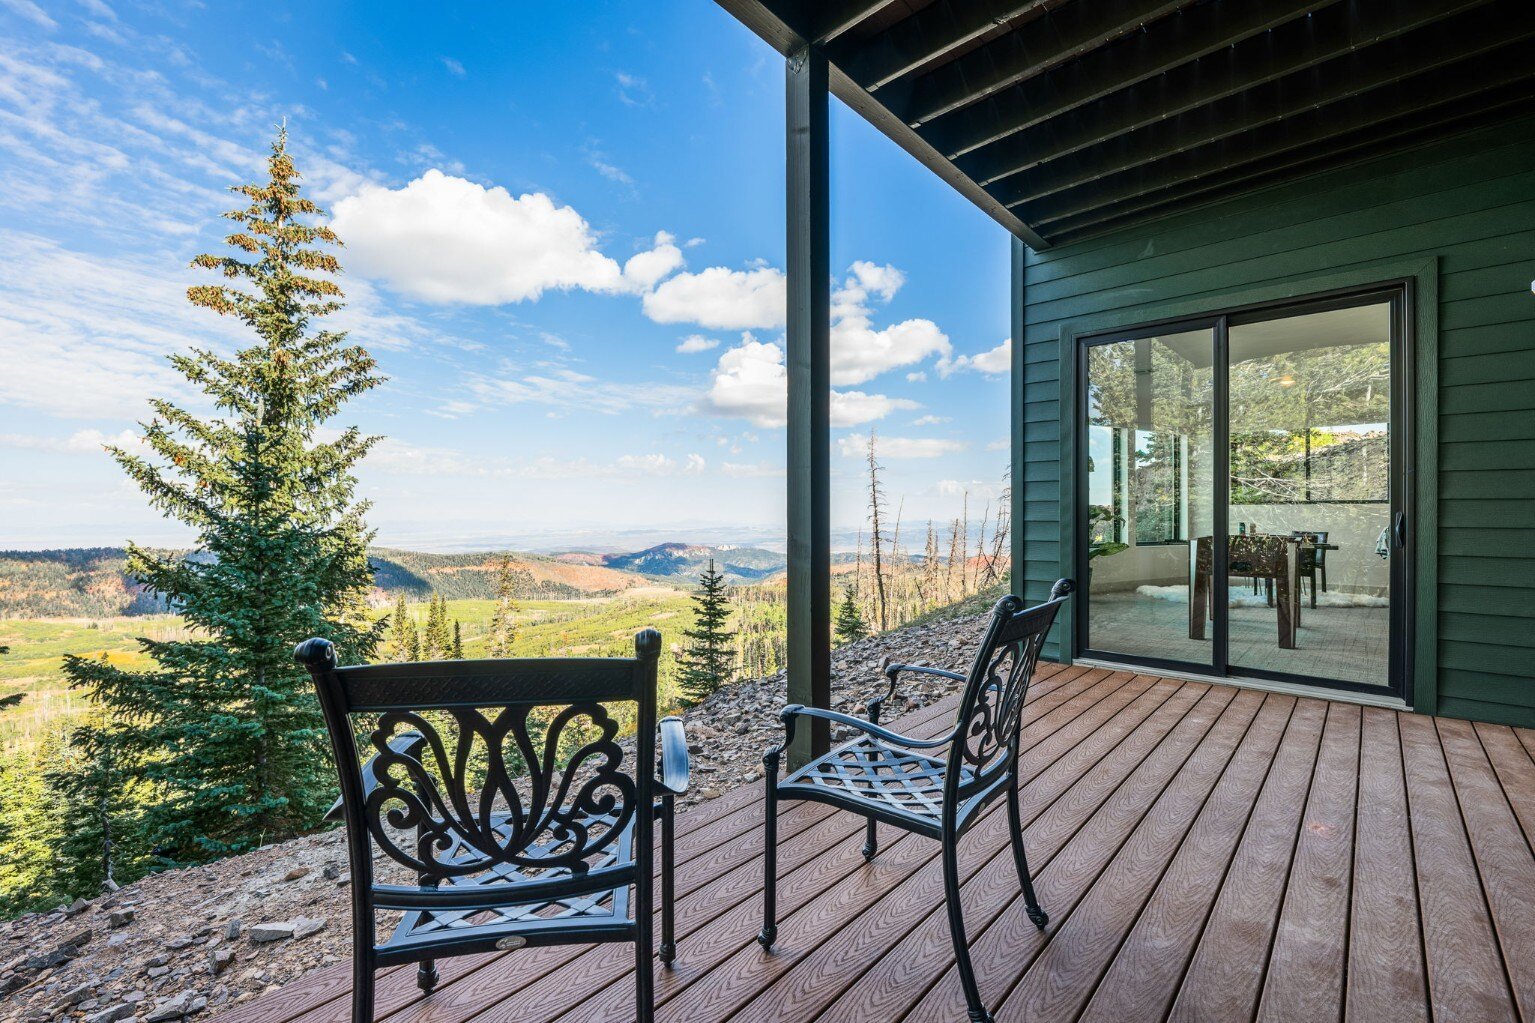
[1020,114,1535,725]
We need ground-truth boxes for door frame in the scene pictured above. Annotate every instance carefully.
[1066,281,1417,703]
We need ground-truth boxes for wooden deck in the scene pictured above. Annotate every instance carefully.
[215,664,1535,1023]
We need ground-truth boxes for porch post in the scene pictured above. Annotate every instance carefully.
[1010,236,1027,600]
[785,46,831,769]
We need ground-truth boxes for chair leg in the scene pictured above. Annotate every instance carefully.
[1007,785,1048,930]
[352,949,375,1023]
[862,816,878,862]
[942,839,992,1023]
[759,752,780,949]
[635,935,654,1023]
[659,794,677,966]
[415,960,438,993]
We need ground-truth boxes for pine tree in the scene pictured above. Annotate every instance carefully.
[676,559,734,706]
[834,584,867,645]
[388,593,418,662]
[423,594,453,660]
[451,620,464,660]
[486,556,520,657]
[62,127,384,863]
[46,722,143,898]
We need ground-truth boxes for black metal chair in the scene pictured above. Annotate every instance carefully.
[1290,529,1329,607]
[758,580,1072,1023]
[294,629,689,1023]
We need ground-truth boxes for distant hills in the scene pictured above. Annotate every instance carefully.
[559,542,789,584]
[0,541,814,619]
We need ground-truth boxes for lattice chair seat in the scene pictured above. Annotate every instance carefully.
[779,734,977,836]
[388,807,635,956]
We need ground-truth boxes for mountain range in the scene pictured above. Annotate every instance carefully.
[0,542,811,618]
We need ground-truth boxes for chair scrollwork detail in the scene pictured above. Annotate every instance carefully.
[362,703,637,882]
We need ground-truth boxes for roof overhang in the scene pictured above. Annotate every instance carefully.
[715,0,1535,249]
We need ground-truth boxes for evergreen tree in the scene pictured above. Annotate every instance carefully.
[46,722,144,897]
[676,559,734,706]
[63,128,384,863]
[388,593,418,662]
[423,594,453,660]
[451,620,464,660]
[834,584,868,645]
[486,556,520,657]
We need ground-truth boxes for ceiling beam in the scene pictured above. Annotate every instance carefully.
[831,1,1049,91]
[925,0,1332,159]
[893,0,1190,127]
[962,0,1491,186]
[799,0,901,44]
[995,6,1535,207]
[1021,45,1535,228]
[1045,90,1535,244]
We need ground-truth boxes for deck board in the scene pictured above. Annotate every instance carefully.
[215,669,1535,1023]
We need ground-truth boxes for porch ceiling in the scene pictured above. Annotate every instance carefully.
[714,0,1535,247]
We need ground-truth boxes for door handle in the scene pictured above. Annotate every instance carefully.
[1393,512,1408,549]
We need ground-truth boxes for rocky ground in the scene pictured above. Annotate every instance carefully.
[0,606,995,1023]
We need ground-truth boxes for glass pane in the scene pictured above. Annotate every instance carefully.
[1085,328,1215,666]
[1226,301,1392,686]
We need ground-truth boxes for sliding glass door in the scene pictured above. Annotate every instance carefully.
[1077,288,1409,697]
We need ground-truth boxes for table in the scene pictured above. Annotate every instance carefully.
[1188,534,1337,649]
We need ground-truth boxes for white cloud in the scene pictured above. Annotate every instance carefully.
[467,367,697,417]
[829,262,950,385]
[370,439,708,480]
[643,265,786,330]
[2,0,57,29]
[721,461,784,478]
[701,335,916,428]
[0,428,144,454]
[838,435,966,459]
[913,415,951,426]
[441,57,466,78]
[614,72,652,107]
[676,334,720,354]
[937,479,1003,500]
[622,231,684,291]
[939,337,1011,377]
[332,170,678,304]
[906,371,928,383]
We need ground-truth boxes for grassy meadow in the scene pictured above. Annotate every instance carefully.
[0,587,701,754]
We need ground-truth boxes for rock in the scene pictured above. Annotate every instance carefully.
[65,897,92,916]
[108,908,136,929]
[83,1004,134,1023]
[248,922,295,944]
[222,919,242,941]
[145,989,204,1022]
[282,866,310,883]
[320,864,340,881]
[53,982,94,1008]
[209,949,235,976]
[291,917,326,941]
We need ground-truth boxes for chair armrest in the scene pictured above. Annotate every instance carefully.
[326,731,426,822]
[657,715,690,796]
[869,661,966,723]
[775,704,956,755]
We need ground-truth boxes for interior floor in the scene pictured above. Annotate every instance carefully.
[1086,589,1390,687]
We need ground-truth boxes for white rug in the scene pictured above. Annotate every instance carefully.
[1134,584,1389,608]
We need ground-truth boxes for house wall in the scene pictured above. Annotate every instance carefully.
[1019,114,1535,726]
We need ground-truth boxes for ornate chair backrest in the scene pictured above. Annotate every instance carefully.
[295,630,660,896]
[945,580,1072,812]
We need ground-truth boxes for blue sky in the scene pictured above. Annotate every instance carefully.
[0,0,1014,551]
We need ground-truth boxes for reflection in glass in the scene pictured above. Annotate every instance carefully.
[1227,302,1392,686]
[1085,329,1214,666]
